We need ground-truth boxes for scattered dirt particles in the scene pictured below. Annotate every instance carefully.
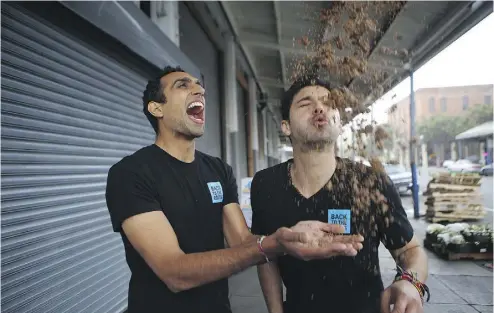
[288,2,410,251]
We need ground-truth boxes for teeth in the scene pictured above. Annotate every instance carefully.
[187,102,203,109]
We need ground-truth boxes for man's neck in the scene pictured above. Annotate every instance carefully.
[155,130,195,163]
[291,143,337,198]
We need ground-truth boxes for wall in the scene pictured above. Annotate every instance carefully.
[178,3,223,158]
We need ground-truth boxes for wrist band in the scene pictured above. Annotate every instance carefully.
[257,235,271,263]
[394,265,430,303]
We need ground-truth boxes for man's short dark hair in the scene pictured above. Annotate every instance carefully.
[280,75,332,121]
[142,65,185,133]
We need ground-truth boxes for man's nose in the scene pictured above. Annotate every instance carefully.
[313,101,325,114]
[192,84,205,96]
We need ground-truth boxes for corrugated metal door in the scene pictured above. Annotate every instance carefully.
[179,3,223,158]
[1,3,157,313]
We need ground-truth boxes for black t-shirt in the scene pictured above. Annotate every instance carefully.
[251,158,414,313]
[105,144,238,313]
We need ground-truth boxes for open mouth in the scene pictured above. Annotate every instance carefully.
[186,101,205,124]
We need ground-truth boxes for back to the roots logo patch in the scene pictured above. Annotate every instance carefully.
[207,182,224,204]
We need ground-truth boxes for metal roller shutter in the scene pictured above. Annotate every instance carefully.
[1,3,156,313]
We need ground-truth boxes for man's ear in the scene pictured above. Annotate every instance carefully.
[281,120,291,137]
[148,101,164,118]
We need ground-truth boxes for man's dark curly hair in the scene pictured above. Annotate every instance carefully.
[280,75,332,121]
[142,65,185,133]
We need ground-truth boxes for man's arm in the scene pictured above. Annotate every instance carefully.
[258,262,284,313]
[389,235,429,282]
[107,163,277,293]
[122,210,279,293]
[379,174,429,282]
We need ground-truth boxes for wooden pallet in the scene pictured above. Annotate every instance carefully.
[426,203,484,212]
[442,251,493,261]
[426,183,480,193]
[432,173,482,186]
[426,193,482,202]
[426,216,485,223]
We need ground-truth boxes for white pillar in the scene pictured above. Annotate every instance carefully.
[404,147,410,169]
[248,77,259,172]
[451,142,457,161]
[261,109,268,169]
[464,145,469,158]
[480,142,485,165]
[421,143,428,169]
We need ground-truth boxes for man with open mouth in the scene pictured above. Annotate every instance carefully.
[105,66,364,313]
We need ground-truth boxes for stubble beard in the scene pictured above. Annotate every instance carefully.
[293,131,337,153]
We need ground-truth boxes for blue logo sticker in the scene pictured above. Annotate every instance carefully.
[328,209,351,234]
[207,182,224,204]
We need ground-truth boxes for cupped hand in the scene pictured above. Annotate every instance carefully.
[275,221,364,261]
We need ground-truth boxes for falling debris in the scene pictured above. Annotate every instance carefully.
[283,2,412,265]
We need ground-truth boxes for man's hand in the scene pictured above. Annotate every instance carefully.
[271,221,364,261]
[380,280,423,313]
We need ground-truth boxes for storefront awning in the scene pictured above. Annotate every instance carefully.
[456,121,494,141]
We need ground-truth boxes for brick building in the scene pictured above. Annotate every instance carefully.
[387,84,493,165]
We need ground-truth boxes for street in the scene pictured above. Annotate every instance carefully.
[401,167,493,224]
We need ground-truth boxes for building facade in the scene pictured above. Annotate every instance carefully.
[0,2,281,312]
[387,84,493,164]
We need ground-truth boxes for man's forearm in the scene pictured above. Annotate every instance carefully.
[258,262,284,313]
[397,246,429,282]
[163,235,277,292]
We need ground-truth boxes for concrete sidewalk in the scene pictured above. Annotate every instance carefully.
[228,218,493,313]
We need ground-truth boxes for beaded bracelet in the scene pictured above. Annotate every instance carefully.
[394,265,430,303]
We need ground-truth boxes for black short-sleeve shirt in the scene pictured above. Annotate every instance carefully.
[251,158,413,313]
[105,144,238,313]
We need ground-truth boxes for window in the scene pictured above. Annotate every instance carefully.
[428,97,435,112]
[440,97,447,112]
[462,96,469,110]
[485,95,492,105]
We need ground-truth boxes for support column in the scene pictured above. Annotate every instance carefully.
[409,70,420,218]
[421,143,428,174]
[223,35,240,184]
[261,109,268,169]
[248,77,259,174]
[480,142,486,165]
[451,142,457,161]
[464,145,469,158]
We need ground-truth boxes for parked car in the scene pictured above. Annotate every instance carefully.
[480,163,493,176]
[383,164,417,195]
[448,159,482,173]
[442,160,454,168]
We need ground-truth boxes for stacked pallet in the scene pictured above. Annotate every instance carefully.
[423,173,485,223]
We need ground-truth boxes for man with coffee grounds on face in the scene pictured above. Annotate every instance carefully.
[251,75,430,313]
